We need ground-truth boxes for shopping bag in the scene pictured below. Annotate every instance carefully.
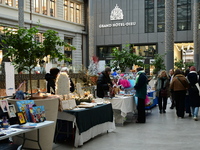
[145,95,151,106]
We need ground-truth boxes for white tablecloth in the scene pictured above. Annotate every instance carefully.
[107,96,137,117]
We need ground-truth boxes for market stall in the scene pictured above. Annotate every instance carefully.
[56,103,116,147]
[105,96,137,125]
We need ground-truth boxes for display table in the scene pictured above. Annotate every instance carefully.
[7,97,59,150]
[0,121,54,149]
[105,96,137,125]
[56,103,116,147]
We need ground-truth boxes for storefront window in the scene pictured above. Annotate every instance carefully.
[97,45,120,67]
[131,45,156,58]
[177,0,191,31]
[145,0,154,33]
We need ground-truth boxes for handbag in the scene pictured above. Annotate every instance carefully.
[160,88,168,97]
[145,95,151,106]
[195,83,200,96]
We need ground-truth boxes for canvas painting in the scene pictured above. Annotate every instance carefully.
[16,100,35,122]
[32,106,46,123]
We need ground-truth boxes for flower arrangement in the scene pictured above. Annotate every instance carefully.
[88,56,99,76]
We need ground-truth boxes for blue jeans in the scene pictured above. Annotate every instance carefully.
[191,107,199,117]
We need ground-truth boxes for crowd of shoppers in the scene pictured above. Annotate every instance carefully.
[155,66,200,121]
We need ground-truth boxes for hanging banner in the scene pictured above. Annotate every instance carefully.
[5,62,15,96]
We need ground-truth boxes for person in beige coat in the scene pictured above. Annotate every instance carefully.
[170,69,189,118]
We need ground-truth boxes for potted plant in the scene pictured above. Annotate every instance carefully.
[0,26,76,97]
[88,56,99,85]
[150,53,166,77]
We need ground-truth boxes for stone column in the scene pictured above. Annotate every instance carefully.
[193,0,199,70]
[88,0,95,59]
[165,0,174,71]
[18,0,24,27]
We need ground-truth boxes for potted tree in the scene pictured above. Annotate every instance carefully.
[150,53,166,77]
[0,26,76,97]
[111,44,144,72]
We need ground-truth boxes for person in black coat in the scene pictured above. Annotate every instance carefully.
[45,68,60,94]
[187,66,200,121]
[97,67,113,98]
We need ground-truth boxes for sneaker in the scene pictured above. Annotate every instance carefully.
[170,106,174,109]
[163,110,166,113]
[159,110,162,114]
[194,117,198,121]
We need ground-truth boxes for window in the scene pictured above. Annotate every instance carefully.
[70,2,74,22]
[157,0,165,32]
[50,0,55,17]
[64,0,68,20]
[64,37,73,65]
[34,0,40,13]
[16,0,18,8]
[34,33,43,43]
[76,4,80,23]
[42,0,47,15]
[145,0,154,33]
[177,0,191,31]
[5,0,13,6]
[97,45,120,66]
[131,44,156,58]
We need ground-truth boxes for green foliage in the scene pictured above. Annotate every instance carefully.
[174,58,195,71]
[150,53,165,75]
[174,59,184,70]
[185,62,195,69]
[111,44,144,72]
[1,26,76,73]
[0,26,76,95]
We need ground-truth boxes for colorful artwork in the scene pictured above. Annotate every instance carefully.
[16,100,35,122]
[0,99,9,112]
[16,112,26,124]
[32,106,46,123]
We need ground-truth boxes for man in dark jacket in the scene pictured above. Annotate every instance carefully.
[134,67,148,123]
[45,68,60,94]
[97,67,113,98]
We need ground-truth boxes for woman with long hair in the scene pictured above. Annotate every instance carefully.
[155,70,170,113]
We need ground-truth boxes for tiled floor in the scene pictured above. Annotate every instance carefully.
[52,100,200,150]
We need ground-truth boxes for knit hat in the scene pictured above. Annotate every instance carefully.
[190,66,196,71]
